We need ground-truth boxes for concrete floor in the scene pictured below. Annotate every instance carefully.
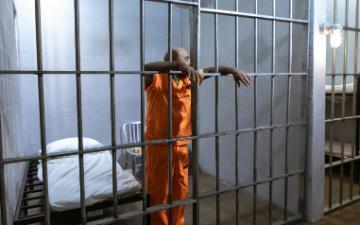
[5,169,360,225]
[116,170,360,225]
[324,165,360,208]
[299,201,360,225]
[114,172,292,225]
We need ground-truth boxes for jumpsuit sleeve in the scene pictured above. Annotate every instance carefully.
[145,74,159,91]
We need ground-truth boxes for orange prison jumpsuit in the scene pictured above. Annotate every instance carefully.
[145,74,193,225]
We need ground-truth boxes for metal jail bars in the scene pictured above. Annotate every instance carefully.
[324,0,360,214]
[0,0,309,225]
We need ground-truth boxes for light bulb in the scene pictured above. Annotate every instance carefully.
[330,29,342,48]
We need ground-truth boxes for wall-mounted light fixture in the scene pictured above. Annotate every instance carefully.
[321,23,344,48]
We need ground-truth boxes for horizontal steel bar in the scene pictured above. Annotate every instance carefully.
[25,182,42,188]
[198,170,304,199]
[86,170,303,224]
[272,215,304,225]
[344,26,360,32]
[145,0,198,6]
[324,196,360,214]
[24,189,42,194]
[0,70,306,77]
[26,177,39,182]
[2,122,306,164]
[15,214,45,225]
[326,73,360,76]
[20,203,43,211]
[23,196,43,202]
[325,154,360,168]
[0,70,183,75]
[325,115,360,122]
[201,8,308,24]
[86,198,197,225]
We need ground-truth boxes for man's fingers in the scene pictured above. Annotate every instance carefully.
[240,76,250,87]
[240,74,251,87]
[187,68,191,77]
[190,68,197,83]
[194,70,198,84]
[196,71,201,84]
[244,74,252,86]
[189,68,194,81]
[235,74,247,87]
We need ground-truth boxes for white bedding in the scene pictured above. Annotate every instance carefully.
[37,137,141,211]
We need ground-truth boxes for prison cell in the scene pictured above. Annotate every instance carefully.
[324,0,360,213]
[0,0,315,225]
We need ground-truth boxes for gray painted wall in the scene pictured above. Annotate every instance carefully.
[0,0,26,224]
[11,0,308,218]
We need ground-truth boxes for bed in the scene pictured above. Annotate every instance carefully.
[13,137,142,225]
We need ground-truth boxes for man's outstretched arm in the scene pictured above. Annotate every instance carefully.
[144,61,177,87]
[144,61,202,86]
[201,66,251,87]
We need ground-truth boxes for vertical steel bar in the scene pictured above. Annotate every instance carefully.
[305,0,326,220]
[34,0,50,224]
[339,0,349,205]
[214,1,220,225]
[253,0,258,224]
[74,0,86,223]
[350,0,359,200]
[269,0,276,224]
[108,0,118,218]
[235,0,239,224]
[329,73,335,208]
[358,87,360,196]
[140,1,148,225]
[329,0,337,209]
[354,0,360,195]
[0,112,7,225]
[357,2,360,195]
[191,2,201,225]
[357,78,360,194]
[284,0,293,221]
[167,3,173,225]
[284,77,291,221]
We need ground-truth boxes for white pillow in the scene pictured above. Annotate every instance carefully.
[41,137,104,154]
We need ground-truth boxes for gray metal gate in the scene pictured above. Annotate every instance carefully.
[0,0,310,224]
[324,0,360,213]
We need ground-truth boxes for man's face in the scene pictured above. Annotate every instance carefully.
[175,48,191,66]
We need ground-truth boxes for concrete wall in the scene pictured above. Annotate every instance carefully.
[12,0,308,218]
[0,0,26,223]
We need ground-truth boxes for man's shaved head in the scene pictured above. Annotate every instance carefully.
[164,47,191,66]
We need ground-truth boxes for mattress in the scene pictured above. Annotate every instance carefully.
[37,137,141,211]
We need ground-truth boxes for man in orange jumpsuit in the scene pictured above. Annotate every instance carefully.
[144,47,251,225]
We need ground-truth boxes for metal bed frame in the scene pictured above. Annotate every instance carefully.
[13,160,142,225]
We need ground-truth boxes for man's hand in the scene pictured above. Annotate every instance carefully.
[200,66,251,87]
[231,68,251,87]
[175,61,203,84]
